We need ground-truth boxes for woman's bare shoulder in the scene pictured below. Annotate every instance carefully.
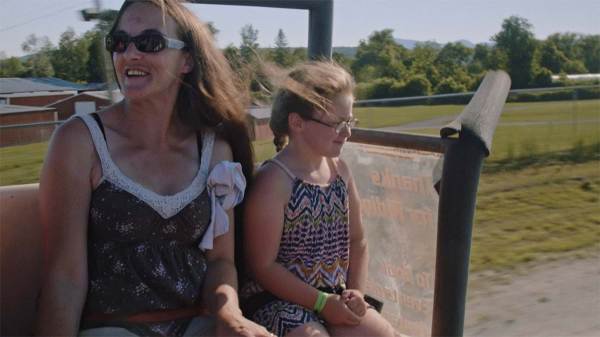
[48,117,95,159]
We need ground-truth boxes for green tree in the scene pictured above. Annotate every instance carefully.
[532,67,553,87]
[0,57,26,77]
[352,29,408,82]
[434,77,468,94]
[240,24,259,63]
[21,34,55,77]
[435,43,472,74]
[493,16,537,88]
[577,35,600,73]
[408,42,441,87]
[468,43,492,74]
[272,29,293,67]
[401,74,431,97]
[50,28,91,82]
[85,30,109,83]
[538,40,568,73]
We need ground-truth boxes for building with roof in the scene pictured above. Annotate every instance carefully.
[246,106,273,141]
[47,90,123,120]
[0,77,104,95]
[0,105,57,147]
[0,91,77,107]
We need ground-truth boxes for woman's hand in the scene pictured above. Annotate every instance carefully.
[320,293,361,326]
[341,289,368,317]
[216,312,275,337]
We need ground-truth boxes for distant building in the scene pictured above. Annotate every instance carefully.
[246,106,273,141]
[0,77,104,94]
[48,90,123,120]
[0,105,57,147]
[0,91,77,107]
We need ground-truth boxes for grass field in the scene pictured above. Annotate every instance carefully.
[1,99,598,273]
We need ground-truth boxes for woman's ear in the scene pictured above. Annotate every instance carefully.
[181,53,193,74]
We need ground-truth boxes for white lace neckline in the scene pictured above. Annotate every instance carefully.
[78,112,214,219]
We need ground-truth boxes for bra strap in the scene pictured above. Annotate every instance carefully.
[267,158,296,180]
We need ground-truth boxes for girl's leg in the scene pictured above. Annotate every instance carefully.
[285,321,330,337]
[329,309,396,337]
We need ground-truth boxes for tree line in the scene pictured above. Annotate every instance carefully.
[1,14,598,100]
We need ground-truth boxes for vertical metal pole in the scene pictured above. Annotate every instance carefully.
[308,0,333,59]
[432,129,486,337]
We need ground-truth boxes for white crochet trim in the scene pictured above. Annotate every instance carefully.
[199,161,246,250]
[77,112,214,219]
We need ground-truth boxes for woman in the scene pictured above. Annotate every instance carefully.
[35,1,271,336]
[241,61,395,337]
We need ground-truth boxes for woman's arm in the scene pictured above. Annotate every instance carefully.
[35,120,96,336]
[244,164,360,326]
[203,139,271,337]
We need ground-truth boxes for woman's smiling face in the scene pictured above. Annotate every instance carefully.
[112,2,191,101]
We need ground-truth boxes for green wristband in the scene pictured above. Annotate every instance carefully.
[313,291,328,314]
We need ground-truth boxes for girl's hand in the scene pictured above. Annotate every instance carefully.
[216,312,274,337]
[320,293,361,326]
[341,289,368,317]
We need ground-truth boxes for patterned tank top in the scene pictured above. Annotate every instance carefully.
[77,113,214,336]
[243,158,350,299]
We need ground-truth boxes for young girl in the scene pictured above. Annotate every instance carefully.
[242,61,395,337]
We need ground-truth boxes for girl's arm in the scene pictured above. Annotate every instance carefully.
[337,158,368,291]
[244,164,360,326]
[345,166,368,291]
[35,120,95,336]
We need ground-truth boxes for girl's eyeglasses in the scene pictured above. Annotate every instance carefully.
[105,30,186,53]
[305,117,358,134]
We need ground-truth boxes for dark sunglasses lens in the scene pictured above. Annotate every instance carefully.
[106,33,129,53]
[135,34,165,53]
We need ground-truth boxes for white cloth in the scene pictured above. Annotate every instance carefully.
[199,161,246,250]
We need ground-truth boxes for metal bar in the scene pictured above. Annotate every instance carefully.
[188,0,325,10]
[189,0,333,59]
[432,128,486,337]
[348,128,452,154]
[307,0,333,59]
[0,121,63,129]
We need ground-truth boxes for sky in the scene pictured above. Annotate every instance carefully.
[1,0,599,58]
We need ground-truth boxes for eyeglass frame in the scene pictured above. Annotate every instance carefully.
[304,116,359,133]
[105,30,186,54]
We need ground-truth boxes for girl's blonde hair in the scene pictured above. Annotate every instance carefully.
[269,61,355,151]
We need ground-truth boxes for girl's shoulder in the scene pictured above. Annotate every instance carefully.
[332,157,353,185]
[250,159,295,198]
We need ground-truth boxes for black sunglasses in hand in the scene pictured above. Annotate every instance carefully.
[105,30,186,53]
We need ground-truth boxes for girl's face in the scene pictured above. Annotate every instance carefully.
[302,94,354,158]
[112,2,191,101]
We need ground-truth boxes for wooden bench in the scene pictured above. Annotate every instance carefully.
[0,71,510,337]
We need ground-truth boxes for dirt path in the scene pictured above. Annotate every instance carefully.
[464,254,600,337]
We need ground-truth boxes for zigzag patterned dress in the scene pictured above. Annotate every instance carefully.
[242,158,350,337]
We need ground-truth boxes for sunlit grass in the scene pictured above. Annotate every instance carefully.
[0,142,48,186]
[470,160,600,272]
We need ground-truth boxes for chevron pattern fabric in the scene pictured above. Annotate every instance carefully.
[278,176,350,289]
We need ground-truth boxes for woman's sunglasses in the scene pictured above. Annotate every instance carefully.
[105,30,186,53]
